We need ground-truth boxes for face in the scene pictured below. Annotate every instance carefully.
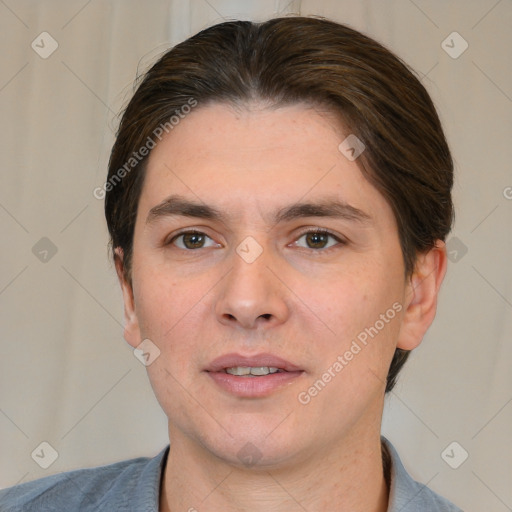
[118,102,427,468]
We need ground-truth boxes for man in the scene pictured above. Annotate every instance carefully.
[0,16,461,511]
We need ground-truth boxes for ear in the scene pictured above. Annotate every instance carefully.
[114,247,141,349]
[397,240,448,350]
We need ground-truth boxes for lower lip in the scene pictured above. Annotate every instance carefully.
[206,371,304,398]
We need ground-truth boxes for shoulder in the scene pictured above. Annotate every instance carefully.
[383,437,463,512]
[0,446,169,512]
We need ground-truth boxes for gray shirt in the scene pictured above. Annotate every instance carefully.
[0,438,462,511]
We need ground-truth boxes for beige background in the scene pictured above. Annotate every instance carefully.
[1,1,511,510]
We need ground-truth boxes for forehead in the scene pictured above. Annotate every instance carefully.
[137,102,393,229]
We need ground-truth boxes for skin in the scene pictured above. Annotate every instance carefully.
[115,102,447,512]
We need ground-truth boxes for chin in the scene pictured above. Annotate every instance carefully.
[192,421,307,471]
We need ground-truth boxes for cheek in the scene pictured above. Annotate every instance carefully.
[304,266,387,332]
[301,262,404,371]
[133,268,180,347]
[133,265,211,361]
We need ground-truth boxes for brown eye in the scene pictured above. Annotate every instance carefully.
[305,232,329,249]
[170,231,216,250]
[295,230,344,250]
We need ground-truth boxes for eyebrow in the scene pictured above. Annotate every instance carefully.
[146,194,372,226]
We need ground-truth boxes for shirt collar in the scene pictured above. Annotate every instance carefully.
[135,445,169,511]
[383,436,440,511]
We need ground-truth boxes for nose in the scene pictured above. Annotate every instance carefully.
[214,239,290,331]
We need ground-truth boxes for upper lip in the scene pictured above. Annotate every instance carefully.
[205,353,302,372]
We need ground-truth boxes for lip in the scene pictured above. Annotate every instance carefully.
[205,353,302,373]
[204,352,304,398]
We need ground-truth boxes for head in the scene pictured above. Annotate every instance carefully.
[105,17,452,466]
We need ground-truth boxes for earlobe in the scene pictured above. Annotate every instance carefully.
[396,241,448,351]
[114,247,141,348]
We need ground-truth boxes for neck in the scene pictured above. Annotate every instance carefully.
[160,429,389,512]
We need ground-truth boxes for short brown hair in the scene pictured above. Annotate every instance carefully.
[105,16,453,392]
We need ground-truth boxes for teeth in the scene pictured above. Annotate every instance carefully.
[225,366,280,376]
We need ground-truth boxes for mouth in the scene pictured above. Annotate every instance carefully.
[205,352,302,373]
[223,366,284,376]
[205,353,304,397]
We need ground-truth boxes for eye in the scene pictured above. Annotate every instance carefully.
[293,229,345,251]
[167,229,345,252]
[168,230,218,250]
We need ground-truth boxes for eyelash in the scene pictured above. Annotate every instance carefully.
[166,228,346,253]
